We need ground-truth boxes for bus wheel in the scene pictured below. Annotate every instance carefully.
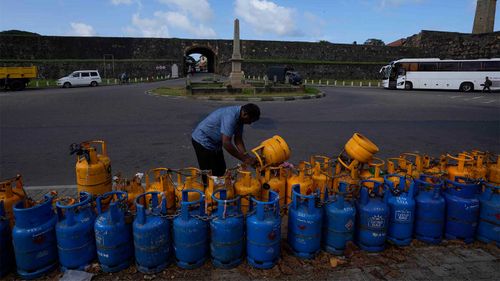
[460,82,474,92]
[404,81,413,90]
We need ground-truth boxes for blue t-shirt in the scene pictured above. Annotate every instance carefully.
[192,106,244,150]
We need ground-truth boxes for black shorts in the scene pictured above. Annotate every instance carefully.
[192,138,226,177]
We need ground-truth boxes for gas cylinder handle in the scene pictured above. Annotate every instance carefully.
[446,153,474,163]
[88,140,107,156]
[368,157,385,167]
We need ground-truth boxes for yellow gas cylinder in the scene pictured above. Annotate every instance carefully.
[205,173,234,214]
[234,169,261,214]
[286,162,314,204]
[400,152,424,178]
[310,155,332,200]
[145,168,176,213]
[360,157,385,189]
[487,155,500,184]
[174,167,205,207]
[71,140,112,199]
[251,135,291,168]
[261,166,287,206]
[0,175,26,227]
[467,152,488,180]
[424,155,447,176]
[114,173,145,212]
[332,160,360,193]
[446,153,474,181]
[339,133,379,171]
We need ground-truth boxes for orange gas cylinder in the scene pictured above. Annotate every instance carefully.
[310,157,331,201]
[175,167,205,207]
[145,168,176,213]
[0,175,26,227]
[487,155,500,184]
[261,166,287,206]
[71,140,112,199]
[339,133,379,171]
[205,173,234,214]
[251,135,291,168]
[114,173,145,212]
[286,162,313,204]
[234,169,261,214]
[360,157,385,189]
[446,153,474,181]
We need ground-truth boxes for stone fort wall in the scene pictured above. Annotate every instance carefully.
[0,30,497,80]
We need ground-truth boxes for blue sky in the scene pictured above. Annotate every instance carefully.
[0,0,498,44]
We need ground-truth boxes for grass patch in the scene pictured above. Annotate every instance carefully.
[151,86,322,99]
[190,82,224,88]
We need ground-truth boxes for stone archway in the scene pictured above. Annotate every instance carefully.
[184,45,217,74]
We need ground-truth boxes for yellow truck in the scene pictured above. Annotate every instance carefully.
[0,66,38,91]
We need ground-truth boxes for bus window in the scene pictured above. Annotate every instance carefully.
[409,63,418,71]
[482,61,500,71]
[419,63,437,71]
[460,61,481,71]
[438,62,459,71]
[397,68,406,76]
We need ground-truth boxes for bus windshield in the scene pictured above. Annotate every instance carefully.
[380,65,391,79]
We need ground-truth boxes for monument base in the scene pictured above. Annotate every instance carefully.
[229,71,244,87]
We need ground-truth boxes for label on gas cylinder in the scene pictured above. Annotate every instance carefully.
[368,215,385,229]
[395,209,411,222]
[345,219,354,230]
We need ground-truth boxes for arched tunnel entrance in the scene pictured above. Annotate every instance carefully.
[184,46,216,75]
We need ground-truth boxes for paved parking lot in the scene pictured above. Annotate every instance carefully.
[1,79,499,186]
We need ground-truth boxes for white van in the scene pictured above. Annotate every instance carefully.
[57,70,102,88]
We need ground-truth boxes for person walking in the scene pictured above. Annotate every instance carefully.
[191,103,260,177]
[482,76,492,93]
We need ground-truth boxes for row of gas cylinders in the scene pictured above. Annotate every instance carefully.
[1,172,498,279]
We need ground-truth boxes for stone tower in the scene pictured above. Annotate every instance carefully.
[229,18,243,87]
[472,0,497,33]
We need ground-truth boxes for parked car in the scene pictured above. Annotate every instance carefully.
[57,70,101,88]
[266,66,303,85]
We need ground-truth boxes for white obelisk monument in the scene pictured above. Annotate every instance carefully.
[229,18,243,87]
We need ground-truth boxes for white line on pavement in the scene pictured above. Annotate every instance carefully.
[482,100,496,104]
[450,96,461,98]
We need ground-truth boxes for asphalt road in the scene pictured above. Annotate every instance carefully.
[1,79,499,186]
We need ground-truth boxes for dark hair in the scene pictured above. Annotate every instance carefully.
[242,103,260,121]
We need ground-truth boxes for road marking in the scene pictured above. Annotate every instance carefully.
[482,100,496,104]
[450,96,461,99]
[471,96,483,99]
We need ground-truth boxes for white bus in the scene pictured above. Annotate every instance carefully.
[380,58,500,92]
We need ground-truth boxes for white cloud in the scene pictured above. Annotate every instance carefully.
[158,0,213,22]
[111,0,133,5]
[70,22,96,36]
[234,0,301,36]
[379,0,423,8]
[125,13,170,37]
[123,0,216,38]
[155,11,216,37]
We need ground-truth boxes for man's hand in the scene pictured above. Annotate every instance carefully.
[243,154,258,166]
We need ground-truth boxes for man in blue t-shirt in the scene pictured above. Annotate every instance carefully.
[192,103,260,176]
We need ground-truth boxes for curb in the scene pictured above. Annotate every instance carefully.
[146,90,326,102]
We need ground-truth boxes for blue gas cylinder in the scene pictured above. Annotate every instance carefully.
[247,190,281,269]
[323,182,356,255]
[12,194,58,279]
[0,201,14,277]
[210,189,244,268]
[133,191,171,274]
[444,177,480,243]
[173,189,208,269]
[288,184,322,258]
[56,191,96,271]
[384,174,415,246]
[355,180,389,252]
[95,191,133,272]
[414,174,445,244]
[477,181,499,246]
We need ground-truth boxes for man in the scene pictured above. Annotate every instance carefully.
[192,103,260,176]
[482,76,492,93]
